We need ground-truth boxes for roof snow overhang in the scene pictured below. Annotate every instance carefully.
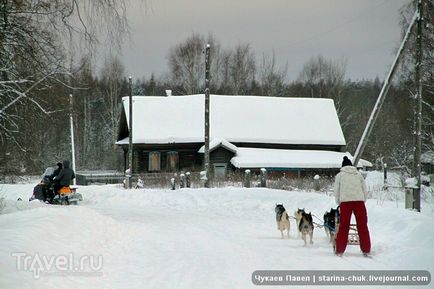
[230,148,373,169]
[198,138,237,154]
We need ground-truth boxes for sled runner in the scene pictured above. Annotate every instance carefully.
[346,224,360,245]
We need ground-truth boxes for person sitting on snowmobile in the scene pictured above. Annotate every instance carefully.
[50,162,62,189]
[42,162,62,202]
[53,160,75,194]
[32,181,46,201]
[31,167,55,202]
[52,162,62,179]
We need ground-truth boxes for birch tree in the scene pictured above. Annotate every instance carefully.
[0,0,131,138]
[259,52,288,97]
[228,44,256,95]
[168,34,222,95]
[168,34,205,95]
[0,0,134,174]
[298,55,347,100]
[100,55,126,148]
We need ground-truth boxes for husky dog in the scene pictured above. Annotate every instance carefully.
[298,211,314,246]
[275,204,290,239]
[294,208,305,238]
[323,208,338,243]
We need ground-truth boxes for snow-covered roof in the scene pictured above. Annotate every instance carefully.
[230,148,372,169]
[116,95,346,146]
[198,138,237,154]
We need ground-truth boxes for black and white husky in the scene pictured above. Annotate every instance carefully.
[275,204,290,239]
[298,211,314,246]
[323,208,338,243]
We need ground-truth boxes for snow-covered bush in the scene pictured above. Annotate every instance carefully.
[210,171,243,188]
[267,175,334,192]
[128,171,338,191]
[421,185,434,202]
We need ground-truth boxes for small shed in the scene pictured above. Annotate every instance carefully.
[198,139,237,178]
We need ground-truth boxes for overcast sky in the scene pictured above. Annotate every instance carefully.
[115,0,410,81]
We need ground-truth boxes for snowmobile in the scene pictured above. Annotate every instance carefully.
[29,167,83,205]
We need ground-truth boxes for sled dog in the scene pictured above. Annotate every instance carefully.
[323,208,338,243]
[275,204,290,239]
[294,208,305,238]
[298,211,314,246]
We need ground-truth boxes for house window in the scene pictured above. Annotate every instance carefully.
[148,151,161,172]
[167,151,179,171]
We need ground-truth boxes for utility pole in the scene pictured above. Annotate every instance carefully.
[412,0,424,212]
[128,76,133,189]
[353,10,419,167]
[204,44,211,188]
[69,94,76,186]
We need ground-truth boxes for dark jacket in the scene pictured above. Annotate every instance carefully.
[51,165,62,184]
[52,165,62,179]
[56,160,75,187]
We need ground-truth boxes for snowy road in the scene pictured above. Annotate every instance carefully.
[1,184,433,289]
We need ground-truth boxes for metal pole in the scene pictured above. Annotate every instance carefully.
[383,163,387,186]
[353,10,419,166]
[413,0,423,212]
[128,76,133,189]
[69,94,76,185]
[204,44,211,188]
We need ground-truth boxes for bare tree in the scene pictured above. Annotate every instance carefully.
[0,0,131,136]
[168,34,206,95]
[167,34,259,96]
[168,33,222,95]
[0,0,135,174]
[217,49,233,94]
[259,51,288,97]
[297,54,348,128]
[100,55,126,147]
[228,44,256,95]
[298,54,347,99]
[399,0,434,167]
[168,34,224,94]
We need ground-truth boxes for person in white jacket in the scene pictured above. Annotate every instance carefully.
[334,156,371,256]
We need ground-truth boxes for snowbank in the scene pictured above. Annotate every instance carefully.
[1,183,433,289]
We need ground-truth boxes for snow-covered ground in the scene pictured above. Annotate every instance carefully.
[0,175,433,289]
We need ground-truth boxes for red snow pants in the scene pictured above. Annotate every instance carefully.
[335,201,371,254]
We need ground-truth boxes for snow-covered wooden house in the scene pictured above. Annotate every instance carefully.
[116,94,371,177]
